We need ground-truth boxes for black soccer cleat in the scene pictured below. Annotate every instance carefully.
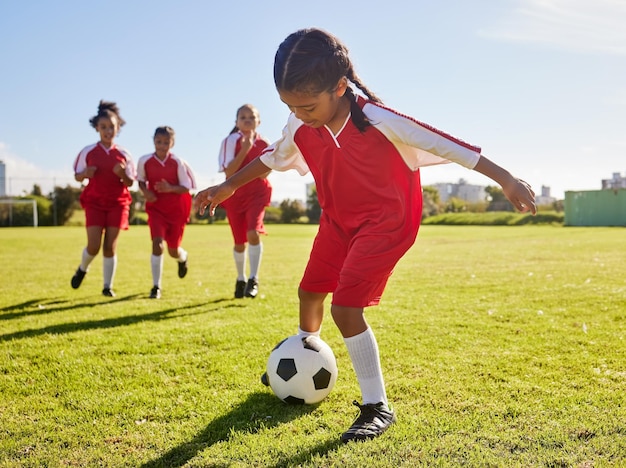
[178,259,188,278]
[244,278,259,298]
[102,288,116,297]
[234,280,246,299]
[71,267,86,289]
[149,286,161,299]
[260,372,269,387]
[340,401,396,444]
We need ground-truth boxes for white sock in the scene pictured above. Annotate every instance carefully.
[151,254,163,288]
[297,326,321,337]
[248,243,263,279]
[177,247,188,263]
[344,327,388,407]
[103,255,117,289]
[234,249,246,281]
[80,248,95,272]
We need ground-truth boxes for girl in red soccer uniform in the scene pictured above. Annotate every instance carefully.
[218,104,272,299]
[196,29,536,443]
[137,126,196,299]
[71,100,135,297]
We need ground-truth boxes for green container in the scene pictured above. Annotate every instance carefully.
[564,189,626,226]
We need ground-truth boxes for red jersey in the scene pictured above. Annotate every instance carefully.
[73,143,135,209]
[260,95,481,233]
[218,132,272,211]
[136,152,196,223]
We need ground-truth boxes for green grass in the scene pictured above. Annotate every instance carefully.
[0,224,624,467]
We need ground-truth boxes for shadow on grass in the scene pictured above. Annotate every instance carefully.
[0,298,244,342]
[140,391,342,468]
[0,296,235,322]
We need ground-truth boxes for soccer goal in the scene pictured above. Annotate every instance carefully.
[0,199,38,227]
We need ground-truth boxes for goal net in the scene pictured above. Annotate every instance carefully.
[0,199,38,227]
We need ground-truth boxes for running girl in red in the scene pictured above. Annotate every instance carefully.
[195,28,536,443]
[71,100,135,297]
[218,104,272,299]
[137,126,196,299]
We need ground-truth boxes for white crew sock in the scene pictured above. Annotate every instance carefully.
[248,243,263,279]
[233,249,246,281]
[151,254,163,288]
[80,248,95,272]
[344,327,388,407]
[297,326,321,337]
[103,255,117,289]
[177,247,188,263]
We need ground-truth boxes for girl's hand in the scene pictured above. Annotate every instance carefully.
[84,166,97,178]
[240,132,254,152]
[112,162,126,178]
[195,183,236,216]
[154,179,172,192]
[502,178,537,214]
[143,189,157,203]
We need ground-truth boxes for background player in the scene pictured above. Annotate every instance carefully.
[137,126,196,299]
[218,104,272,299]
[196,28,536,443]
[71,100,135,297]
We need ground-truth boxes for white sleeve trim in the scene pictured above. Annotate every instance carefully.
[363,103,481,171]
[259,114,310,175]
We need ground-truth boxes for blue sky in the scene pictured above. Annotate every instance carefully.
[1,0,624,202]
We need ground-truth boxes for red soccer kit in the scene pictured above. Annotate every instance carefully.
[136,153,196,248]
[260,95,482,307]
[218,132,272,244]
[73,143,135,229]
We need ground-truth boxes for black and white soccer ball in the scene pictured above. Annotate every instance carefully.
[265,334,338,405]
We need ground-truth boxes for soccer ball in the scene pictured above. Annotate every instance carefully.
[265,334,338,405]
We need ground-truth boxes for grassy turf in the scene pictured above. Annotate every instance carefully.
[0,224,624,467]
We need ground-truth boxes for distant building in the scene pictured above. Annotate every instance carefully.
[601,172,626,190]
[535,185,556,205]
[0,160,5,197]
[431,179,487,203]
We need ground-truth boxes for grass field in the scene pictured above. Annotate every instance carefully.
[0,224,624,467]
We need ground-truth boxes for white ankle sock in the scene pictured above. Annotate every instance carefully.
[151,254,163,287]
[344,327,388,406]
[103,255,117,289]
[233,249,246,281]
[80,248,95,272]
[248,243,262,279]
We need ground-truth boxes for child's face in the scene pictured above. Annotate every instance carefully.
[95,116,119,147]
[278,79,348,131]
[154,134,174,159]
[236,108,260,132]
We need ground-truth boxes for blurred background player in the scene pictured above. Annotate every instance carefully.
[218,104,272,298]
[196,28,536,443]
[137,126,196,299]
[71,100,135,297]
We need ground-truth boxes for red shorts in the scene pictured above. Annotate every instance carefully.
[84,204,130,230]
[148,210,187,248]
[299,217,419,308]
[225,200,268,245]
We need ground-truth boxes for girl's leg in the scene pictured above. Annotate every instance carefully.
[152,237,165,290]
[245,229,262,298]
[71,226,103,289]
[298,288,327,333]
[102,227,121,293]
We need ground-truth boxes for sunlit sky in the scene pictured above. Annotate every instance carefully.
[1,0,624,201]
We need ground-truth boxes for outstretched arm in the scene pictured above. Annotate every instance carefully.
[195,157,271,216]
[473,155,537,214]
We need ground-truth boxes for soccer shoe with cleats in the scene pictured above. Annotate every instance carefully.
[244,278,259,298]
[234,280,246,299]
[178,259,188,278]
[149,286,161,299]
[102,288,116,297]
[71,267,86,289]
[340,400,396,444]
